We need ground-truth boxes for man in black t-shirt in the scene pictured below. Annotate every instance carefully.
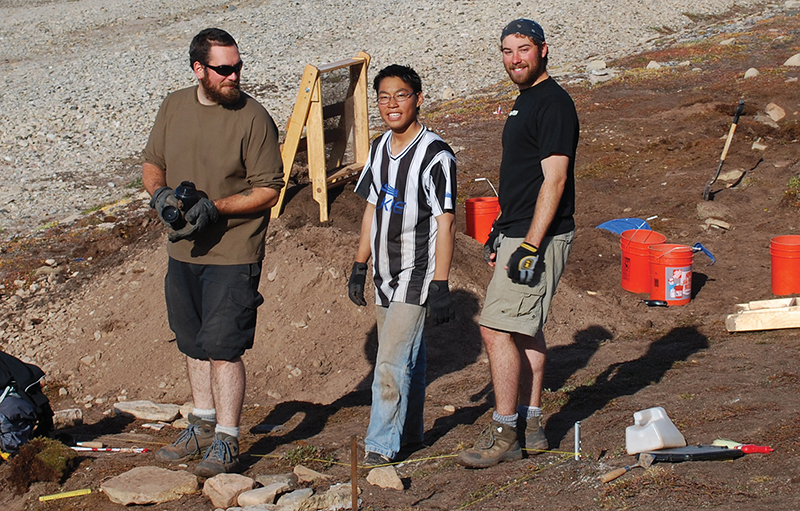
[458,18,579,469]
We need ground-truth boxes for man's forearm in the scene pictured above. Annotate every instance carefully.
[355,202,375,263]
[434,212,456,280]
[524,155,569,247]
[213,187,280,216]
[142,162,167,196]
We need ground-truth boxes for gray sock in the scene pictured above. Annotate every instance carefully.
[517,405,543,420]
[215,424,240,438]
[193,408,216,423]
[492,411,518,426]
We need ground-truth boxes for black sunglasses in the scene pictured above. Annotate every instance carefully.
[204,61,243,77]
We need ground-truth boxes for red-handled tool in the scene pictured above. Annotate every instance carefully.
[736,444,774,454]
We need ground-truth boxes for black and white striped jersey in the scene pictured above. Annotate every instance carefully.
[355,126,457,306]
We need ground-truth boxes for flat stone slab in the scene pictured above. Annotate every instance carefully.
[100,466,198,505]
[113,400,181,421]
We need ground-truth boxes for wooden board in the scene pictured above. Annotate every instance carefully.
[725,297,800,332]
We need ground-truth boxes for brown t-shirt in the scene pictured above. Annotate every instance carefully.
[144,86,284,264]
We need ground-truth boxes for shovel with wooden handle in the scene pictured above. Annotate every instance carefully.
[599,453,655,483]
[703,100,745,200]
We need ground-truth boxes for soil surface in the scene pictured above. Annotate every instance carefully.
[1,11,799,511]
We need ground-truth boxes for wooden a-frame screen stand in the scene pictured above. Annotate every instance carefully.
[271,51,371,222]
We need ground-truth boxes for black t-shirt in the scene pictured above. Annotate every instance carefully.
[495,77,579,238]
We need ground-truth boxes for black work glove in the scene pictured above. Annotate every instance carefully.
[167,198,219,242]
[427,280,455,325]
[348,262,368,306]
[149,186,180,227]
[507,242,540,285]
[483,227,500,264]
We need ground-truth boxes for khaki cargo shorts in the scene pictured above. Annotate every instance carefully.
[479,230,574,336]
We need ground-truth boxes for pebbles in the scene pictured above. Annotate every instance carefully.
[0,0,771,239]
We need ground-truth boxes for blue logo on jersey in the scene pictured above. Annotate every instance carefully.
[379,183,406,214]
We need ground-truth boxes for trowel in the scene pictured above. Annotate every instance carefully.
[599,453,655,483]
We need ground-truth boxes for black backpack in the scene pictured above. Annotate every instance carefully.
[0,351,54,454]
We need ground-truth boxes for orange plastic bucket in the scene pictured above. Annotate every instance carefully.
[465,197,500,244]
[770,235,800,295]
[620,229,667,293]
[649,244,694,306]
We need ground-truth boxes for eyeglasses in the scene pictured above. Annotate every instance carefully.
[377,91,417,105]
[204,61,243,77]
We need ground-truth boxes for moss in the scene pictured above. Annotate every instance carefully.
[8,437,78,494]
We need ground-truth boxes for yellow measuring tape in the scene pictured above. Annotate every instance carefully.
[38,488,92,502]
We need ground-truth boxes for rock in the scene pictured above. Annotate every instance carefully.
[696,202,732,221]
[765,102,786,122]
[237,482,290,506]
[80,355,96,366]
[784,53,800,66]
[179,401,193,418]
[587,59,606,71]
[366,466,404,490]
[293,464,331,483]
[589,72,614,84]
[100,466,198,505]
[754,113,779,128]
[276,488,314,508]
[113,400,181,421]
[440,86,456,100]
[705,218,732,230]
[646,61,661,69]
[719,37,736,45]
[752,138,768,151]
[786,0,800,9]
[34,265,61,276]
[717,169,744,182]
[255,472,298,489]
[744,67,759,78]
[202,473,256,509]
[53,408,83,428]
[443,404,456,413]
[296,483,358,511]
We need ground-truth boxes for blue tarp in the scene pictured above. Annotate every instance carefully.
[596,218,651,235]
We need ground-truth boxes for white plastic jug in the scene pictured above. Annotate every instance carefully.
[625,406,686,454]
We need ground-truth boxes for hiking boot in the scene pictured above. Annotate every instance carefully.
[457,420,522,468]
[363,451,392,468]
[519,414,549,455]
[154,414,215,462]
[195,433,240,477]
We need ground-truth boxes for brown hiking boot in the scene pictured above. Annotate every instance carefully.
[519,414,549,455]
[194,433,240,477]
[154,414,215,462]
[457,420,522,468]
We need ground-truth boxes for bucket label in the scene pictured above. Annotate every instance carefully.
[665,266,691,299]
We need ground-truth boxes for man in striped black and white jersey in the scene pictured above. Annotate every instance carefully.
[348,65,457,467]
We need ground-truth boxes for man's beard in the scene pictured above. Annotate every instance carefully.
[201,73,241,106]
[505,60,545,88]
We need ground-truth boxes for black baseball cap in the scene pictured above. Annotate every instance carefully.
[501,18,545,44]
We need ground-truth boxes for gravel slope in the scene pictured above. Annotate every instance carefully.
[0,0,775,238]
